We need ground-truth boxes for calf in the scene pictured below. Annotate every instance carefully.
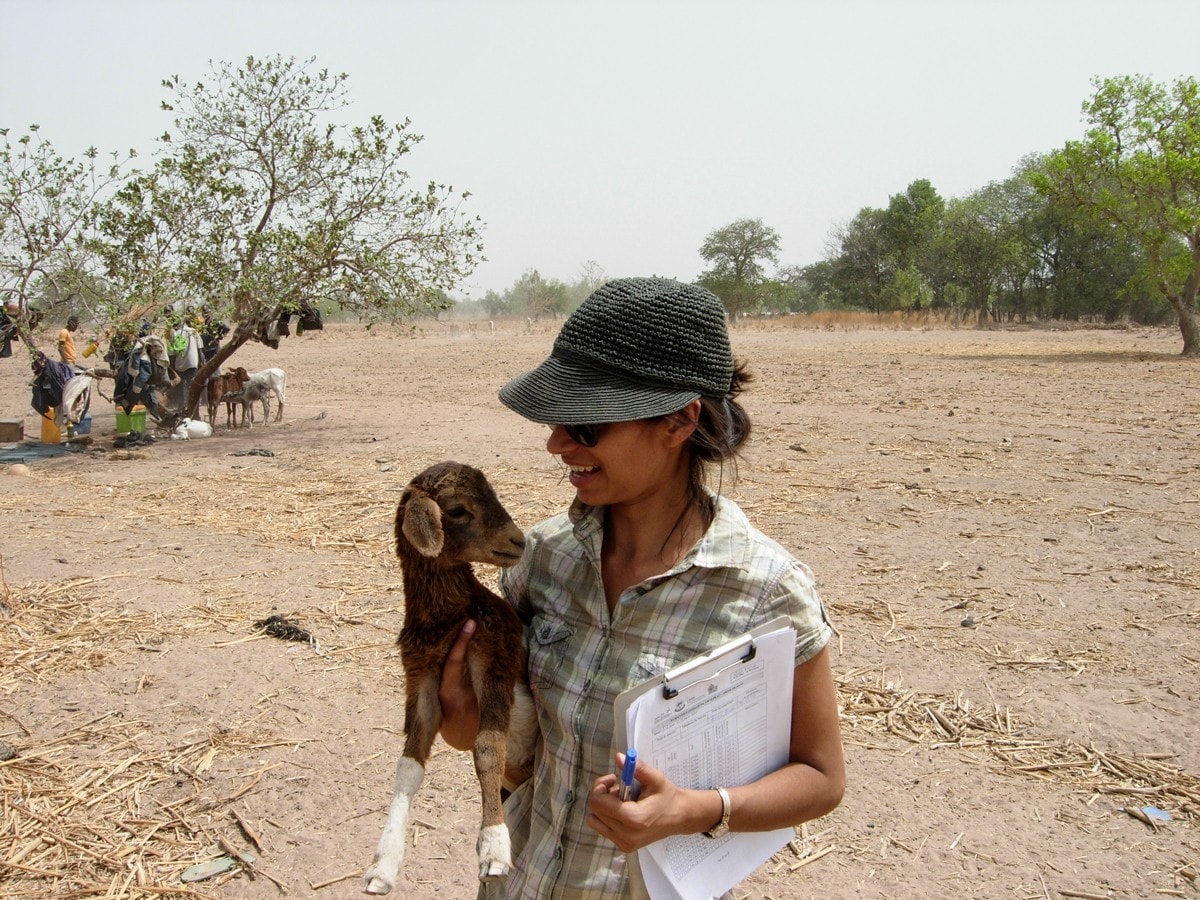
[206,368,249,428]
[232,367,286,427]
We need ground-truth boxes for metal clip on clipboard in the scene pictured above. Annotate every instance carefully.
[661,637,758,699]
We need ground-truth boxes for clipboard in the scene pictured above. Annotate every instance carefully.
[614,616,797,900]
[614,615,792,749]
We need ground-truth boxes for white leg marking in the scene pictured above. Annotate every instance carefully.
[477,823,512,881]
[364,757,425,895]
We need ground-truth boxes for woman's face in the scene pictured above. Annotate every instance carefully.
[545,404,698,509]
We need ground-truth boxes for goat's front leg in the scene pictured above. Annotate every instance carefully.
[364,672,441,895]
[472,657,516,881]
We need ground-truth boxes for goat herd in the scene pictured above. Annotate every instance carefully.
[203,366,287,429]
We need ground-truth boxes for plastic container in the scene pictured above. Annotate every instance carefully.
[74,413,92,435]
[41,409,61,443]
[115,405,147,434]
[82,339,99,358]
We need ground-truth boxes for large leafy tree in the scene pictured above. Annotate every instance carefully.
[934,184,1024,323]
[881,179,945,309]
[1040,75,1200,355]
[698,218,781,316]
[1,127,128,350]
[830,208,888,313]
[96,55,485,414]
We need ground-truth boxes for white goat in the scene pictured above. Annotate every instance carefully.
[170,418,214,440]
[224,367,286,427]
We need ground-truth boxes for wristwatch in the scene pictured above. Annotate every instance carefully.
[701,787,731,839]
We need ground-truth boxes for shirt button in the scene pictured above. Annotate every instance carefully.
[554,845,563,859]
[566,790,575,804]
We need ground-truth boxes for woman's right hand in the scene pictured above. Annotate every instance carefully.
[438,619,480,750]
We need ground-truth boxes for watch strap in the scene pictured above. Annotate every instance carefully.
[701,787,731,838]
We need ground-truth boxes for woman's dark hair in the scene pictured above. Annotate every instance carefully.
[665,359,753,524]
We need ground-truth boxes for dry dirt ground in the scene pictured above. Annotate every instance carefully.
[0,320,1197,900]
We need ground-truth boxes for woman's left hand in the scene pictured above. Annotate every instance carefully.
[586,752,715,853]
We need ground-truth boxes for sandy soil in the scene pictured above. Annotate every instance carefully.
[0,320,1197,900]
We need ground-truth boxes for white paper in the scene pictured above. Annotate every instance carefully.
[626,625,796,900]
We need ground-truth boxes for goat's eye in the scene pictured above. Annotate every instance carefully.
[444,505,469,520]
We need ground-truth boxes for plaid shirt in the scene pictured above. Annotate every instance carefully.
[488,495,831,899]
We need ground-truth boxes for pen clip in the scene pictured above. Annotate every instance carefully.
[661,640,757,700]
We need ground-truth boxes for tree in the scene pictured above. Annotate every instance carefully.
[881,180,944,268]
[95,55,485,415]
[1039,75,1200,355]
[881,178,945,306]
[934,184,1023,323]
[830,208,888,312]
[569,260,607,310]
[786,260,843,311]
[509,269,569,319]
[1,127,128,350]
[698,218,781,316]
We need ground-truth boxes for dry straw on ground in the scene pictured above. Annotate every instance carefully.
[2,323,1197,898]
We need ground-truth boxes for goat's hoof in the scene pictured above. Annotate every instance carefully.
[477,823,512,881]
[479,859,511,881]
[362,870,393,895]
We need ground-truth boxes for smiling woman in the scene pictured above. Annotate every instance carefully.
[436,277,845,899]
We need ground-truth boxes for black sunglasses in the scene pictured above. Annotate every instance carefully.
[547,423,604,447]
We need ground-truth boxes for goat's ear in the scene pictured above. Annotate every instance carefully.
[402,495,444,557]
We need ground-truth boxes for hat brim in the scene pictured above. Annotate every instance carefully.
[499,356,701,425]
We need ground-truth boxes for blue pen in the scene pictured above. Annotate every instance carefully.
[619,748,638,801]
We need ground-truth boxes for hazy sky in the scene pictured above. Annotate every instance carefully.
[3,1,1198,298]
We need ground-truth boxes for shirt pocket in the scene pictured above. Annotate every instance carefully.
[630,653,672,683]
[527,615,576,691]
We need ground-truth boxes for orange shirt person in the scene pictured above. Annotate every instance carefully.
[57,315,80,365]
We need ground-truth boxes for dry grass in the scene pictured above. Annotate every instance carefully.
[2,467,1194,896]
[1,324,1195,898]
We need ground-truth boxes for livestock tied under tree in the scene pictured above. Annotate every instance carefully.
[1039,75,1200,356]
[93,54,485,416]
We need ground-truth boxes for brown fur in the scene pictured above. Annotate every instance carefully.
[365,461,532,893]
[393,461,528,786]
[206,367,248,428]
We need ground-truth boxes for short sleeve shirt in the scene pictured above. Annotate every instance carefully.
[491,495,831,899]
[57,328,76,364]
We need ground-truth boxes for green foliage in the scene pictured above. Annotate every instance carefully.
[1039,75,1200,353]
[881,178,945,273]
[785,261,844,311]
[94,54,484,350]
[1,128,129,345]
[830,207,889,313]
[455,262,608,321]
[699,218,781,315]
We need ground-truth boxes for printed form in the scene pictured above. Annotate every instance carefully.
[624,623,796,900]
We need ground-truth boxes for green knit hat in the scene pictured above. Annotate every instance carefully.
[499,277,734,424]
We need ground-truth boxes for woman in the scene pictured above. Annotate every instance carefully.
[440,278,844,898]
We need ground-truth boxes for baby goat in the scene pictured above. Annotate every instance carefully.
[221,366,286,427]
[206,368,248,428]
[364,461,537,895]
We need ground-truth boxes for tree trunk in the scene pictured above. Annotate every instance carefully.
[1175,300,1199,356]
[181,326,255,417]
